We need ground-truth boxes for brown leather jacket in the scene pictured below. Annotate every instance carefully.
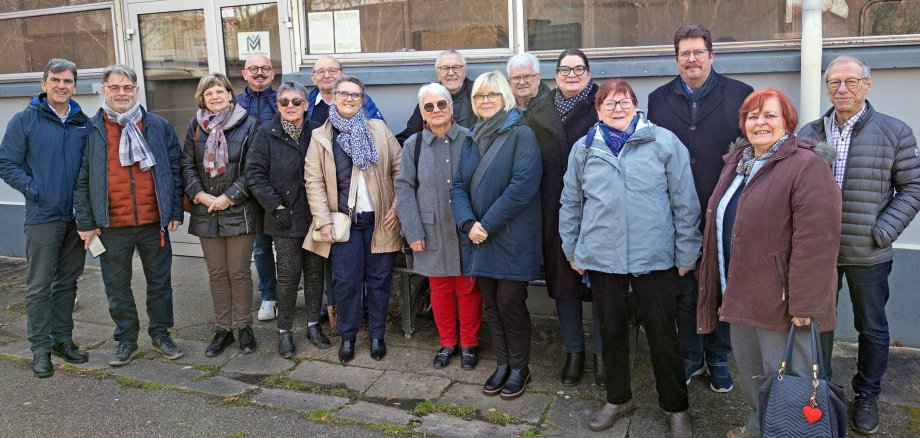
[697,135,841,333]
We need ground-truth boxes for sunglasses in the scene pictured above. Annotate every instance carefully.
[423,100,449,113]
[278,97,304,107]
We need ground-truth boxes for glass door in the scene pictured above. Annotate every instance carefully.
[215,1,288,94]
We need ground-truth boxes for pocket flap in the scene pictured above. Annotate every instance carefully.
[420,210,435,224]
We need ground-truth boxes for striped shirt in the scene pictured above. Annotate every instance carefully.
[830,106,867,188]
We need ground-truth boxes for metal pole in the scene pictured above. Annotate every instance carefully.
[800,0,824,129]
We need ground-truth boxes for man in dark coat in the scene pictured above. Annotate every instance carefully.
[647,24,753,394]
[396,50,478,144]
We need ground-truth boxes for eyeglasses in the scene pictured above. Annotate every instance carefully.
[246,65,274,74]
[556,65,588,76]
[472,92,502,103]
[677,49,709,60]
[335,91,364,101]
[437,65,465,74]
[278,97,304,107]
[423,100,449,112]
[314,67,342,77]
[509,73,539,84]
[826,78,867,91]
[106,84,136,93]
[601,98,633,110]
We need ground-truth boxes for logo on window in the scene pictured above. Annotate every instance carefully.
[238,31,271,60]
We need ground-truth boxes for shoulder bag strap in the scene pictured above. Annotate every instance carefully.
[469,130,512,197]
[347,165,359,217]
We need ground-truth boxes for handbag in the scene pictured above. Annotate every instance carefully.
[757,322,848,438]
[312,165,358,243]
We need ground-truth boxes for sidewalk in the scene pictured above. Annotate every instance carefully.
[0,255,917,437]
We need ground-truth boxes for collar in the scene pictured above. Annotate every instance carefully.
[314,91,333,106]
[830,104,867,132]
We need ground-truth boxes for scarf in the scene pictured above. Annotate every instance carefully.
[471,109,510,156]
[102,101,156,171]
[196,103,248,177]
[554,82,597,122]
[679,70,717,103]
[736,134,788,176]
[329,104,378,170]
[597,115,639,157]
[281,119,303,142]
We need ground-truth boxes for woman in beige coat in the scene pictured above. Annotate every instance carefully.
[304,75,402,363]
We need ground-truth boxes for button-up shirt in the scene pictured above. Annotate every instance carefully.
[830,105,867,188]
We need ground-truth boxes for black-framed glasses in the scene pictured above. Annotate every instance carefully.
[106,84,137,93]
[246,65,274,74]
[601,98,633,110]
[437,65,465,74]
[509,73,539,84]
[314,67,342,77]
[278,97,303,107]
[335,91,364,101]
[826,78,867,90]
[677,49,709,60]
[472,92,502,103]
[423,100,449,112]
[556,65,587,76]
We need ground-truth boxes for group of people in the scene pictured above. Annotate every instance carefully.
[1,22,917,438]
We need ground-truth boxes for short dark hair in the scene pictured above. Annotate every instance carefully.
[43,58,77,82]
[673,25,713,55]
[556,48,590,71]
[595,79,638,110]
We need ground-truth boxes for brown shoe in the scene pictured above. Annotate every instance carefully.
[726,426,755,438]
[667,410,693,438]
[588,400,635,431]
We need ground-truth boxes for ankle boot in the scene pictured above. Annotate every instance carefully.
[483,363,510,396]
[594,354,606,387]
[500,367,532,400]
[667,410,693,438]
[589,400,635,431]
[238,326,256,353]
[560,351,585,385]
[278,331,295,358]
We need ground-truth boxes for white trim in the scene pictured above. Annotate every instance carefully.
[0,2,113,19]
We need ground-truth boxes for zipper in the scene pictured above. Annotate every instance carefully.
[772,254,788,301]
[128,164,139,225]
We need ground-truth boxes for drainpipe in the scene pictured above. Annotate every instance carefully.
[800,0,823,129]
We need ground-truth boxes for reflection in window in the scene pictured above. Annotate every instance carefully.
[304,0,508,53]
[0,0,104,14]
[0,9,114,74]
[221,4,282,93]
[857,0,920,37]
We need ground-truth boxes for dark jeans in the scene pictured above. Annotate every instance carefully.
[252,231,277,301]
[555,297,602,354]
[98,224,174,343]
[820,261,892,398]
[274,236,324,331]
[23,221,85,354]
[592,269,688,412]
[677,275,731,367]
[330,212,396,341]
[479,277,532,369]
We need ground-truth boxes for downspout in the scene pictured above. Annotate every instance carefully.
[800,0,823,129]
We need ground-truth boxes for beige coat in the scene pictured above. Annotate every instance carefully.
[303,118,402,258]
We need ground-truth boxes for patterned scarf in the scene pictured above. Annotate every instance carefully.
[196,103,249,177]
[597,116,639,157]
[102,101,156,171]
[554,81,597,122]
[329,104,378,170]
[736,134,788,176]
[281,119,303,142]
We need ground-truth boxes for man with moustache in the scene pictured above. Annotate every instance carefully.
[306,54,383,124]
[73,64,184,367]
[396,49,478,144]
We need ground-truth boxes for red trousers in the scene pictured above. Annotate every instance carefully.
[428,275,482,348]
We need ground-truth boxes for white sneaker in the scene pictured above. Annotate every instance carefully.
[258,300,277,321]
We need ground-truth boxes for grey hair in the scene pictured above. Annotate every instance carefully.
[435,49,466,70]
[506,52,539,76]
[333,75,365,93]
[417,83,452,107]
[470,71,516,117]
[43,58,77,82]
[101,64,138,84]
[277,80,309,100]
[824,56,871,81]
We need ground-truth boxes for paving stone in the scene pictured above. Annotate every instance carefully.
[222,351,296,376]
[183,375,259,397]
[171,339,239,368]
[364,370,451,401]
[0,340,30,359]
[252,388,349,412]
[335,401,413,425]
[543,394,627,437]
[71,320,117,348]
[287,360,383,392]
[416,412,528,437]
[69,346,114,371]
[623,407,669,438]
[110,358,256,397]
[435,382,549,424]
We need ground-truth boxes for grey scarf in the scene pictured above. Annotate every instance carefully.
[736,134,788,176]
[102,101,156,171]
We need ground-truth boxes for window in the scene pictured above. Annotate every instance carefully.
[0,0,104,14]
[303,0,508,54]
[221,4,282,92]
[0,3,115,75]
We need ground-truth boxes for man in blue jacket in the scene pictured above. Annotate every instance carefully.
[306,55,384,124]
[647,24,753,395]
[73,64,184,367]
[0,58,91,378]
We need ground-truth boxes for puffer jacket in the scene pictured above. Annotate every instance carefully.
[236,86,277,126]
[74,108,184,231]
[697,136,841,333]
[181,113,261,237]
[246,114,322,237]
[797,101,920,266]
[559,113,701,275]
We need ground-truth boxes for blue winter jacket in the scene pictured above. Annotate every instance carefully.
[559,113,702,275]
[73,108,184,231]
[449,109,543,281]
[236,86,277,126]
[306,87,384,121]
[0,94,90,225]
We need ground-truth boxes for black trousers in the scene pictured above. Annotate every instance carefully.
[273,236,324,331]
[591,268,688,412]
[478,278,531,369]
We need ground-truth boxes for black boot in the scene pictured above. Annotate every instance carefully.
[278,331,295,359]
[560,351,585,385]
[238,326,256,353]
[307,324,331,349]
[500,367,532,400]
[339,339,355,363]
[52,340,88,364]
[483,363,510,396]
[370,338,387,361]
[205,328,234,357]
[32,353,53,378]
[594,354,606,387]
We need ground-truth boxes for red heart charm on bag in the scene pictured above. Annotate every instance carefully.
[803,405,823,423]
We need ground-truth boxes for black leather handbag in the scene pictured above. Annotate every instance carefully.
[757,322,848,437]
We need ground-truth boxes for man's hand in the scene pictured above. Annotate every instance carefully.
[409,238,426,252]
[569,260,584,275]
[167,221,180,232]
[383,207,399,230]
[678,268,690,277]
[78,228,101,250]
[208,194,234,212]
[320,224,335,243]
[468,222,488,244]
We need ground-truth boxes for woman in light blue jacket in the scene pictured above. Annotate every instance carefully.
[559,79,700,437]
